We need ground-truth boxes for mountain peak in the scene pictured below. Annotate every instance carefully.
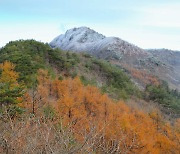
[50,27,106,50]
[49,26,147,57]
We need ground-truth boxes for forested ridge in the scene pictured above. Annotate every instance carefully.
[0,40,180,153]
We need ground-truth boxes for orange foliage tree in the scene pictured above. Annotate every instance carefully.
[0,61,25,106]
[31,69,180,153]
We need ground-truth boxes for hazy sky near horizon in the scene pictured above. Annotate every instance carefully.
[0,0,180,50]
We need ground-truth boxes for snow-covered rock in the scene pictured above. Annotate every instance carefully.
[50,27,149,60]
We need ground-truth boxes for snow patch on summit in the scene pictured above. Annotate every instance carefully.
[50,26,149,58]
[50,27,106,52]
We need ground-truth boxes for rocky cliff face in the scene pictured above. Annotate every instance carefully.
[50,27,180,90]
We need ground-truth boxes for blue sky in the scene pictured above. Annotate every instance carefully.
[0,0,180,50]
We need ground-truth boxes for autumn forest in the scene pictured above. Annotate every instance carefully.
[0,40,180,154]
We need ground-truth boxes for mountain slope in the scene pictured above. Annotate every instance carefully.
[50,27,180,91]
[0,40,139,99]
[1,60,179,154]
[1,40,179,117]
